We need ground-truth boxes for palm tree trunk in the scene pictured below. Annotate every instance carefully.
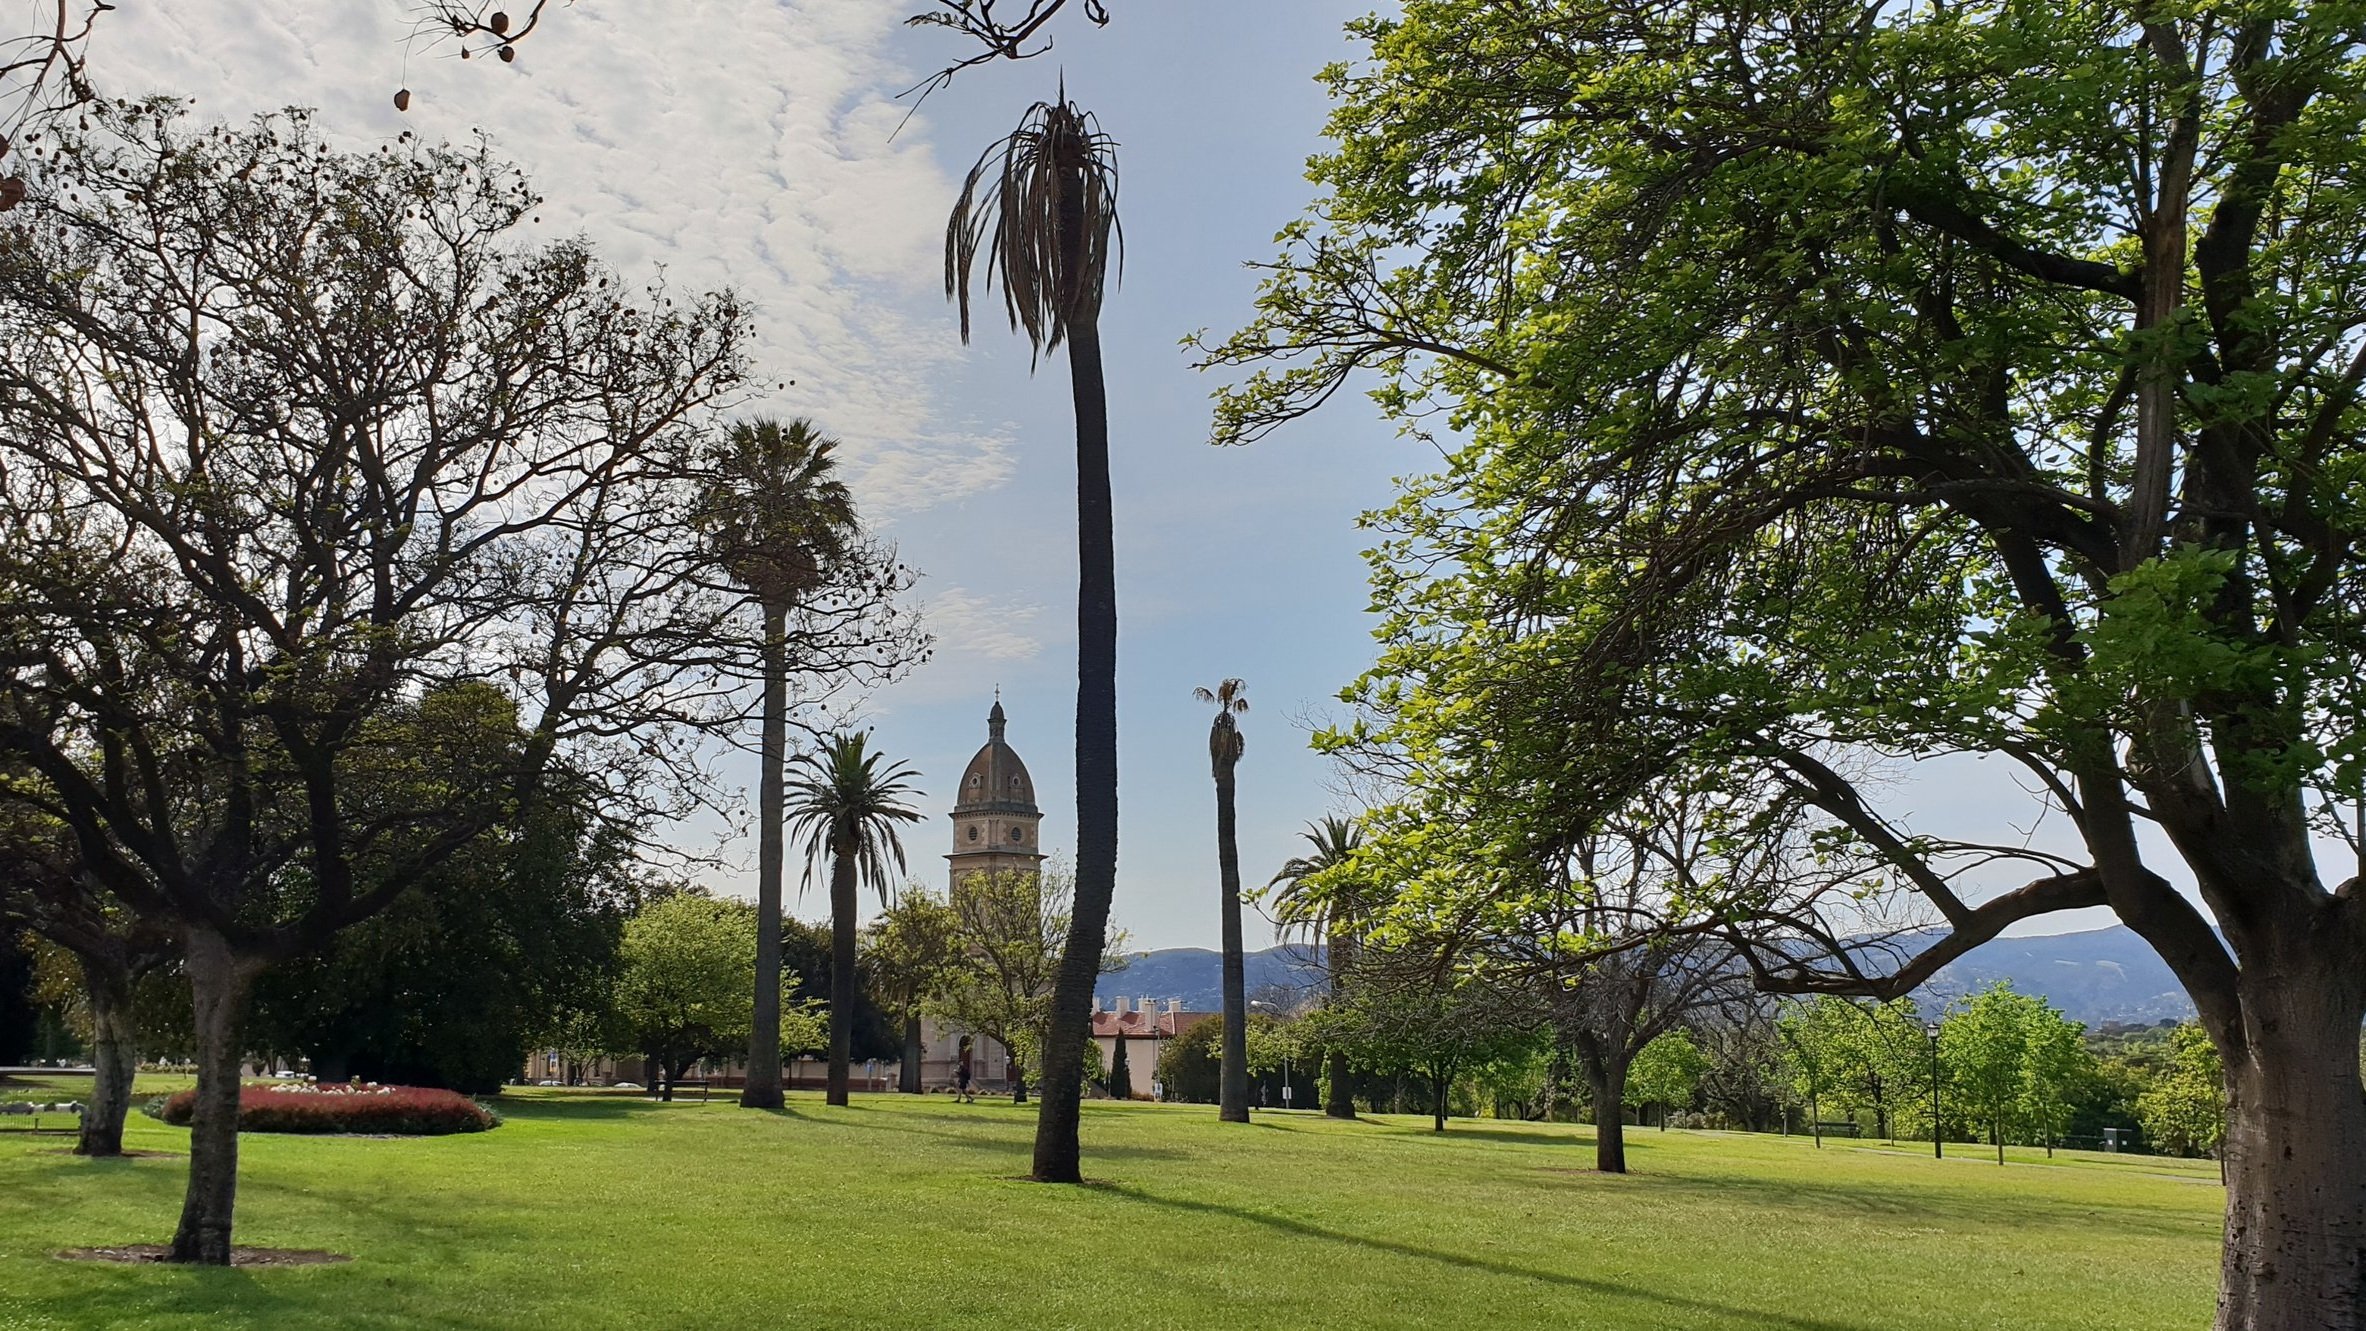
[1030,300,1116,1185]
[827,836,858,1106]
[1324,925,1355,1119]
[1216,753,1250,1124]
[741,603,788,1110]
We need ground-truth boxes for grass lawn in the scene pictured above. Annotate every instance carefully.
[0,1085,2220,1330]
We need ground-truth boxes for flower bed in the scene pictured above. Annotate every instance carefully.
[152,1083,498,1136]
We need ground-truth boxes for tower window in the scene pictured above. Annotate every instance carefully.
[967,826,980,842]
[1009,827,1024,843]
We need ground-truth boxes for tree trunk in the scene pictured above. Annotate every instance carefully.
[1431,1070,1448,1133]
[2212,975,2366,1331]
[826,838,858,1107]
[1325,1046,1355,1119]
[1588,1057,1628,1173]
[74,953,136,1159]
[169,929,255,1265]
[1030,294,1117,1185]
[1324,924,1357,1119]
[1215,751,1250,1125]
[741,603,789,1110]
[900,1012,924,1094]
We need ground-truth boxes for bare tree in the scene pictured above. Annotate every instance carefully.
[0,102,907,1263]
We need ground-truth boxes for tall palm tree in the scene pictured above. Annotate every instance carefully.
[1269,816,1369,1119]
[946,91,1122,1183]
[1194,678,1251,1123]
[784,731,923,1106]
[691,418,858,1111]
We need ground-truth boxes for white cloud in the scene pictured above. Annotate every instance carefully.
[86,0,1008,517]
[924,587,1043,664]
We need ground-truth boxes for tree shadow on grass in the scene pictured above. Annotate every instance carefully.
[1098,1184,1873,1331]
[1622,1168,2216,1242]
[484,1095,686,1122]
[804,1105,1194,1163]
[1,1170,543,1331]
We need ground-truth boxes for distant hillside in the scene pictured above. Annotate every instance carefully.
[1096,945,1325,1013]
[1911,926,2195,1024]
[1098,926,2196,1026]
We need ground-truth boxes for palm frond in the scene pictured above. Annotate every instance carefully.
[690,417,861,607]
[782,731,926,903]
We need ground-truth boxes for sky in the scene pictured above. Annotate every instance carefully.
[83,1,2330,952]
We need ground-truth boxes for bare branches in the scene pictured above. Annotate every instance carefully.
[1731,870,2107,1001]
[405,1,554,64]
[405,0,1113,108]
[0,2,109,174]
[901,0,1112,102]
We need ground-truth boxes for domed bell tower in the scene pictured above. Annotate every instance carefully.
[947,699,1045,891]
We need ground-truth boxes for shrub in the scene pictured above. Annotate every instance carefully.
[153,1082,498,1136]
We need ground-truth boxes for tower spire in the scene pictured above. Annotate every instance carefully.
[989,691,1007,741]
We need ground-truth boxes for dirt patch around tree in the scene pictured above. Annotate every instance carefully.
[56,1244,351,1267]
[38,1148,183,1159]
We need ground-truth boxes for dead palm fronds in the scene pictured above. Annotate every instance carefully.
[944,95,1121,362]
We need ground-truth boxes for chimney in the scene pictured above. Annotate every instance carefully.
[1112,995,1127,1016]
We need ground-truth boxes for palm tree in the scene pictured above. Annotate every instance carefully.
[946,92,1122,1184]
[1269,816,1369,1119]
[691,417,858,1111]
[784,731,923,1106]
[1194,678,1251,1123]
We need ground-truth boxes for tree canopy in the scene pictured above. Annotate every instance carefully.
[1201,3,2366,1319]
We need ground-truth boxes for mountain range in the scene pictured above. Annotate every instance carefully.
[1096,925,2197,1027]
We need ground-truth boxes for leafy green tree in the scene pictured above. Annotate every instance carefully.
[784,732,923,1107]
[248,789,637,1095]
[2020,1006,2098,1157]
[1155,1015,1223,1104]
[2139,1023,2229,1160]
[863,887,963,1094]
[1779,996,1930,1142]
[1625,1030,1708,1130]
[1267,815,1374,1118]
[614,894,762,1102]
[1201,1,2366,1316]
[946,94,1125,1183]
[1318,948,1533,1133]
[1943,985,2042,1164]
[689,417,862,1112]
[777,917,901,1066]
[1194,679,1253,1123]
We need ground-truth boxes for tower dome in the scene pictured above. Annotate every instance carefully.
[948,699,1045,888]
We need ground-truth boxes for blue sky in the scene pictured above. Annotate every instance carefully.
[91,1,2313,952]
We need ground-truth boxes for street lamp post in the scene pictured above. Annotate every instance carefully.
[1925,1021,1944,1160]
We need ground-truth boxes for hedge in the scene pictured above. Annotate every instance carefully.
[153,1082,498,1136]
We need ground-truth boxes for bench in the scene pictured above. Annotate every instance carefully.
[1811,1121,1862,1137]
